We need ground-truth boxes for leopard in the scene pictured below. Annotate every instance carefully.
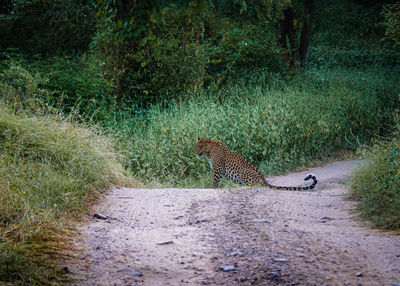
[195,137,317,190]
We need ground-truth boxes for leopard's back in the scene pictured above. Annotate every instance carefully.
[223,149,266,186]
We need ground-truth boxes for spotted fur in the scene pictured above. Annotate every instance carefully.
[195,137,317,190]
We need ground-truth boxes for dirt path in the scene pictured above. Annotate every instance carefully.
[70,161,400,285]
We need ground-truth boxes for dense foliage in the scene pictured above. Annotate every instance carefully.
[0,0,96,55]
[93,0,292,104]
[382,2,400,47]
[1,0,398,108]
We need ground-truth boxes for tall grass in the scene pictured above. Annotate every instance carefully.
[0,106,128,285]
[350,123,400,231]
[109,67,399,187]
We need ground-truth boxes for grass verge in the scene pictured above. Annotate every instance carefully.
[350,122,400,231]
[0,106,128,285]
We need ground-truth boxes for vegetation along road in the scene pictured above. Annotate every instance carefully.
[70,161,400,285]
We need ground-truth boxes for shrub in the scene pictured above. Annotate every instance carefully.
[382,2,400,48]
[30,55,113,120]
[0,56,114,120]
[350,122,400,231]
[0,60,52,112]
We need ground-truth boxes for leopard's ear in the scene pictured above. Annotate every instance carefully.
[198,137,200,141]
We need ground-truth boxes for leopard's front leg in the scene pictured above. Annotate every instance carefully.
[212,167,222,188]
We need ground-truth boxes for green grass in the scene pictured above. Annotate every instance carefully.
[0,106,128,285]
[108,66,399,187]
[350,123,400,231]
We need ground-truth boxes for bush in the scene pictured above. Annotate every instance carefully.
[382,2,400,48]
[0,56,113,120]
[30,55,113,120]
[0,60,52,112]
[0,106,127,284]
[350,122,400,231]
[110,67,400,187]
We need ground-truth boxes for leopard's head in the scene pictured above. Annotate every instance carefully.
[195,137,211,157]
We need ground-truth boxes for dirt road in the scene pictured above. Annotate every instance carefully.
[70,161,400,285]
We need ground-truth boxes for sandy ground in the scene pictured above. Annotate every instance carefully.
[69,161,400,285]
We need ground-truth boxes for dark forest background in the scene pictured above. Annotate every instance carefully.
[0,0,398,113]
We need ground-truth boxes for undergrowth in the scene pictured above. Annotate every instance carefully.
[0,106,128,285]
[350,122,400,231]
[108,67,399,187]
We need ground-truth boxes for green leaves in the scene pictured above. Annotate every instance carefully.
[93,0,287,105]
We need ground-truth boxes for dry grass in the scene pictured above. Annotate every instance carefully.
[0,106,129,285]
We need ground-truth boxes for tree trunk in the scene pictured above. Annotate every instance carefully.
[278,7,296,67]
[298,0,315,71]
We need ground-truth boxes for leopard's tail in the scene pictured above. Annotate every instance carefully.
[264,173,317,191]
